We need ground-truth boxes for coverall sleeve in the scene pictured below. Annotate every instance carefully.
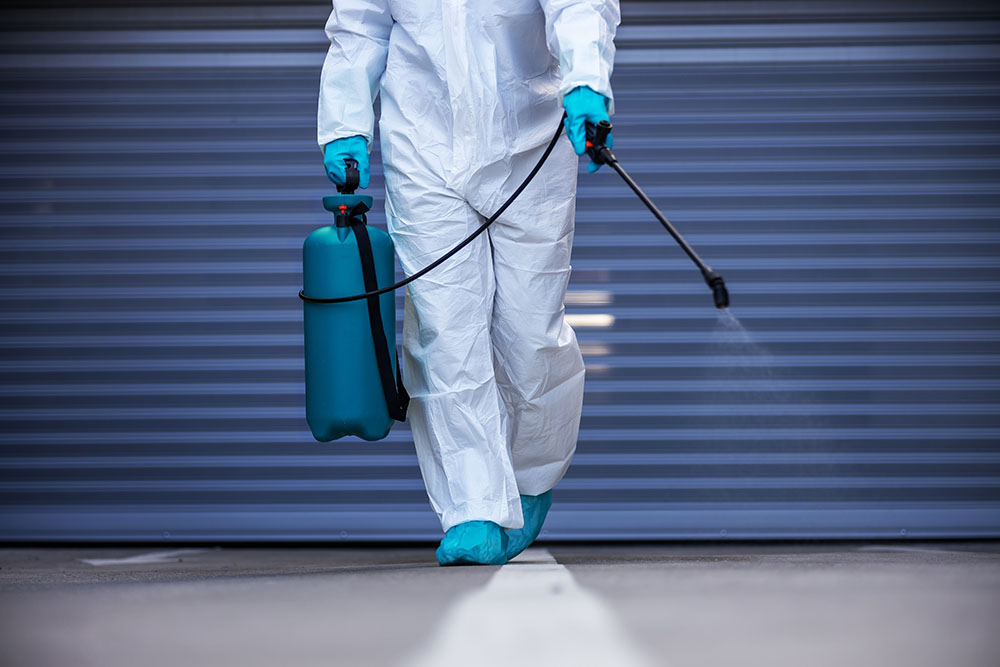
[539,0,620,113]
[317,0,393,151]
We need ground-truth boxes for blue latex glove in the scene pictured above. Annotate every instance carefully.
[562,86,612,173]
[323,135,370,189]
[504,490,553,560]
[436,521,508,566]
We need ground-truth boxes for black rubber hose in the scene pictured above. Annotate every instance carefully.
[300,116,567,304]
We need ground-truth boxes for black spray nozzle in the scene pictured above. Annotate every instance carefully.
[704,269,730,309]
[585,120,616,166]
[336,158,360,194]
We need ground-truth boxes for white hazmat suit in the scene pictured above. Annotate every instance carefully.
[318,0,619,532]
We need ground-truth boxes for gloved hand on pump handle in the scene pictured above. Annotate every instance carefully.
[324,134,370,189]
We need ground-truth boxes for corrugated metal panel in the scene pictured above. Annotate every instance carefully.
[1,1,998,541]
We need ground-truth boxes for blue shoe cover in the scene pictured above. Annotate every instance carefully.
[436,521,508,566]
[504,490,553,560]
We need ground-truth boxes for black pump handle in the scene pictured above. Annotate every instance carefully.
[337,158,360,194]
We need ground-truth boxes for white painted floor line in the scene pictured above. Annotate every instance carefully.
[399,547,658,667]
[79,548,208,566]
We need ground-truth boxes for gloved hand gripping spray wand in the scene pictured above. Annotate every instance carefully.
[585,121,730,309]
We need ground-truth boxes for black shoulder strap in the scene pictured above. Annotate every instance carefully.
[351,220,409,422]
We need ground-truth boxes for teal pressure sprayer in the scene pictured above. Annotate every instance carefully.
[299,118,728,442]
[301,160,407,442]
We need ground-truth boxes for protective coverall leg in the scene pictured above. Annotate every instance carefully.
[485,139,586,501]
[385,134,584,532]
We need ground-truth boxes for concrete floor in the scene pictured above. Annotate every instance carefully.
[1,542,998,667]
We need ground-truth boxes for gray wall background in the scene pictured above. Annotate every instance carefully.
[1,1,999,541]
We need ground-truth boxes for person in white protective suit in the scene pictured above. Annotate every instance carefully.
[318,0,619,565]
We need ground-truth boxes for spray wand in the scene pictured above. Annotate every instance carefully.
[585,121,729,309]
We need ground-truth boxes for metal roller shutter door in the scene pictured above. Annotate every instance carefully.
[0,1,998,540]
